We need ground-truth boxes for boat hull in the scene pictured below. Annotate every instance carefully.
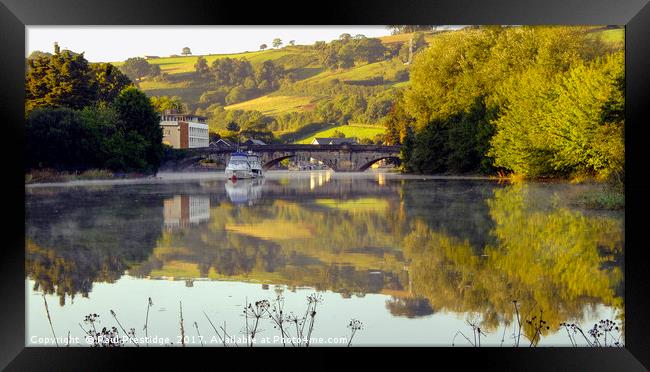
[225,169,256,179]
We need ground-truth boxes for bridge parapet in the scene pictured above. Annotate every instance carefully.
[169,144,401,172]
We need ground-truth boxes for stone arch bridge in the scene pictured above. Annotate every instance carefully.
[176,144,401,172]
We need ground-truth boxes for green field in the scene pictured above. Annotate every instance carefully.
[295,124,385,144]
[597,28,624,43]
[298,58,407,85]
[112,47,307,74]
[225,95,318,115]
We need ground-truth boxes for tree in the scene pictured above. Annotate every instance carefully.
[25,49,95,113]
[27,50,52,60]
[359,138,373,144]
[339,33,352,42]
[211,58,254,86]
[272,38,283,48]
[226,121,240,132]
[313,41,326,50]
[260,44,268,50]
[337,44,355,69]
[288,40,296,46]
[354,38,387,63]
[319,47,339,70]
[387,25,436,34]
[119,57,160,83]
[194,56,209,75]
[255,60,285,91]
[182,47,192,56]
[225,86,249,105]
[112,87,163,172]
[90,63,133,103]
[150,96,186,113]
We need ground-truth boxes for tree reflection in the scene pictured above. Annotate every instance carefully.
[401,184,623,342]
[25,187,163,305]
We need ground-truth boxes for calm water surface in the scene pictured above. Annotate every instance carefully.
[25,171,624,346]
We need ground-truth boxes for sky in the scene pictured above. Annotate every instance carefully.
[27,26,401,62]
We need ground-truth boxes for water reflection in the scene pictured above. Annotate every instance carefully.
[25,175,624,344]
[225,178,264,205]
[164,195,211,230]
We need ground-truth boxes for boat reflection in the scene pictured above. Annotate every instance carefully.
[225,177,264,205]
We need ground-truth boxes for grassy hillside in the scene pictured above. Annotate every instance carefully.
[295,124,385,144]
[224,95,319,115]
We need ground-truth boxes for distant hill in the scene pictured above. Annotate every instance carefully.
[108,27,623,144]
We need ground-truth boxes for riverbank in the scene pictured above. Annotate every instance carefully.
[25,168,152,185]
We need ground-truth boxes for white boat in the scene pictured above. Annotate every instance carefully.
[246,151,263,178]
[225,151,263,180]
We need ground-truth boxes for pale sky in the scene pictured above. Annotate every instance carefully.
[27,26,401,62]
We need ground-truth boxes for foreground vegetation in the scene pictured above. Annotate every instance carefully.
[41,293,363,347]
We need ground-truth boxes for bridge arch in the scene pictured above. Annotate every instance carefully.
[357,156,401,172]
[263,154,338,171]
[263,155,295,170]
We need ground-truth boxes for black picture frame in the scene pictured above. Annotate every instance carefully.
[2,0,649,370]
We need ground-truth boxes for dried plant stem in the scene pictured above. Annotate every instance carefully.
[179,301,185,347]
[219,322,238,347]
[244,297,249,346]
[203,311,225,346]
[144,297,152,346]
[110,310,139,347]
[43,295,58,347]
[194,322,203,347]
[347,329,357,347]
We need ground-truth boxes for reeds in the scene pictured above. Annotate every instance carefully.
[110,309,139,347]
[179,301,185,347]
[144,297,153,346]
[193,322,203,347]
[347,319,363,347]
[42,294,58,347]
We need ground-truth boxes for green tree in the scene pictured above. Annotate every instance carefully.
[150,96,186,113]
[354,38,387,63]
[337,44,355,69]
[272,38,283,48]
[387,25,436,34]
[255,60,285,91]
[194,56,209,75]
[25,50,95,112]
[119,57,160,83]
[182,47,192,56]
[260,44,268,50]
[112,87,163,172]
[90,63,133,103]
[226,121,241,133]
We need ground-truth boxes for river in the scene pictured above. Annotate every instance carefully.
[25,171,624,347]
